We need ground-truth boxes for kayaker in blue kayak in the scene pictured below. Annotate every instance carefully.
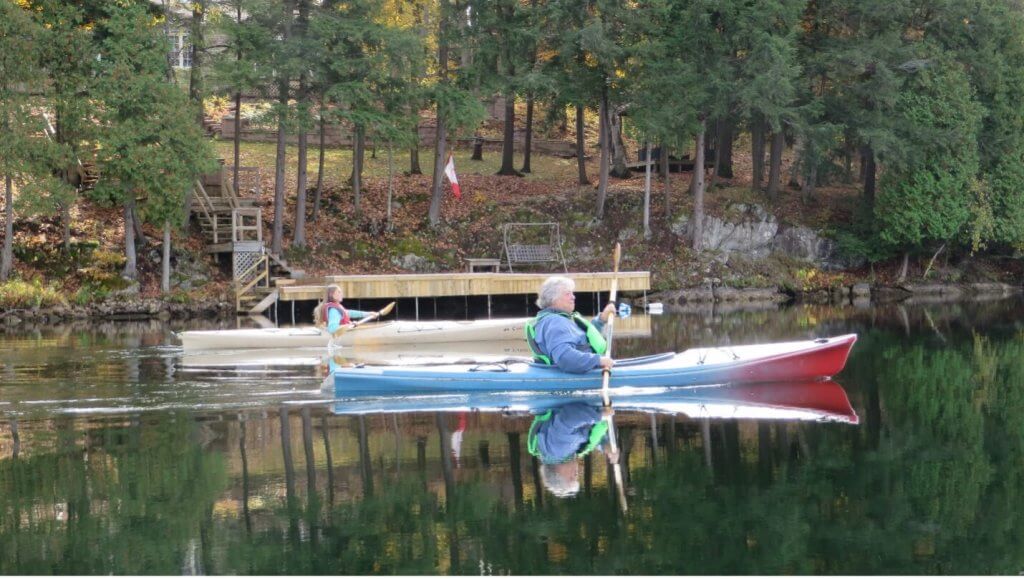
[526,276,617,373]
[528,402,619,497]
[314,285,372,334]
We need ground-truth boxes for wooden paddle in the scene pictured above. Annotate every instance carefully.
[332,301,396,338]
[601,242,628,513]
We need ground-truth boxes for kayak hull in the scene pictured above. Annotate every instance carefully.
[331,380,858,424]
[329,334,858,396]
[179,318,530,350]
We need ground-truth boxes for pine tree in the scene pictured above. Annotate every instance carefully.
[90,2,215,282]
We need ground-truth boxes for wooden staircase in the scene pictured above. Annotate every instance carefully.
[191,162,304,314]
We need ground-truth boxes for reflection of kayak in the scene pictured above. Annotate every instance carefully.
[331,381,858,424]
[178,318,531,350]
[179,340,532,367]
[329,334,857,396]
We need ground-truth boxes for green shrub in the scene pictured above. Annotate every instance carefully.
[72,284,110,306]
[0,279,66,310]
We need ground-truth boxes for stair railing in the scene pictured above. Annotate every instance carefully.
[234,254,269,311]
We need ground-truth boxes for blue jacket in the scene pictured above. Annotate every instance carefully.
[532,307,606,373]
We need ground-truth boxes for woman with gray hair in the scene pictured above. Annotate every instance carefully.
[525,276,616,373]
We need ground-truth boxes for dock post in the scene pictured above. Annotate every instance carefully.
[487,294,492,318]
[415,297,420,320]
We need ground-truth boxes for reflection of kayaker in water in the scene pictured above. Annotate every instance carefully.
[528,402,619,497]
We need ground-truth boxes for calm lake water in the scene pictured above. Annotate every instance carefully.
[2,297,1023,574]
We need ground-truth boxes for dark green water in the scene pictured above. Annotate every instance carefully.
[2,298,1024,574]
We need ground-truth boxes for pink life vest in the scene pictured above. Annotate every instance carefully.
[323,302,350,325]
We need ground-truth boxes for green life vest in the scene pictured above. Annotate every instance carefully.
[527,410,610,462]
[525,310,608,365]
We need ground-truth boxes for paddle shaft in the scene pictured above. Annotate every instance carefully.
[601,243,621,406]
[352,301,396,328]
[601,243,627,513]
[331,301,396,342]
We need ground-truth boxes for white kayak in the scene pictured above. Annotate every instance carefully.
[177,318,531,350]
[177,313,652,351]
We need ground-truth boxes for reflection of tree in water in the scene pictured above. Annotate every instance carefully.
[0,415,227,574]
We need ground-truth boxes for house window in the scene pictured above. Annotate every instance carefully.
[168,29,191,68]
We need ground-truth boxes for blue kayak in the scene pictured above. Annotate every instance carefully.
[331,381,858,424]
[327,334,857,397]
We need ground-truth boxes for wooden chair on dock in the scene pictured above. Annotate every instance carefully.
[499,222,568,273]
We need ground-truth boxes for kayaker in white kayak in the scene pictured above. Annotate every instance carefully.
[528,402,619,497]
[526,276,616,373]
[314,285,372,334]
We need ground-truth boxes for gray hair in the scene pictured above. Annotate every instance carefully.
[536,276,575,309]
[539,462,581,498]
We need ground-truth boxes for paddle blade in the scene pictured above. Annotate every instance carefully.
[377,301,396,318]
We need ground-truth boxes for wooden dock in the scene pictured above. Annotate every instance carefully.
[278,271,651,301]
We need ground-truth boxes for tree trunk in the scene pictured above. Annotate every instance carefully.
[609,108,630,179]
[271,1,291,255]
[293,119,308,247]
[898,251,909,282]
[292,0,310,247]
[497,93,518,175]
[787,135,802,189]
[862,145,876,211]
[161,221,171,292]
[312,110,326,222]
[766,129,784,201]
[189,0,205,127]
[386,145,394,231]
[272,81,288,255]
[521,95,534,173]
[575,104,588,185]
[801,162,817,205]
[132,204,146,247]
[162,0,176,82]
[751,116,765,191]
[123,201,137,280]
[595,88,610,220]
[643,142,652,239]
[470,134,483,160]
[718,117,734,178]
[409,122,423,175]
[690,120,706,251]
[1,173,12,281]
[232,91,242,193]
[428,4,449,227]
[661,142,671,220]
[232,2,242,191]
[709,118,722,189]
[352,126,365,215]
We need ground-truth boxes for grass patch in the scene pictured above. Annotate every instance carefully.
[0,279,66,310]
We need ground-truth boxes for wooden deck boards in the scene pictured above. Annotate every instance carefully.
[278,271,650,301]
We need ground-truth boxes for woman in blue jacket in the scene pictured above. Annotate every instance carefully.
[525,276,617,373]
